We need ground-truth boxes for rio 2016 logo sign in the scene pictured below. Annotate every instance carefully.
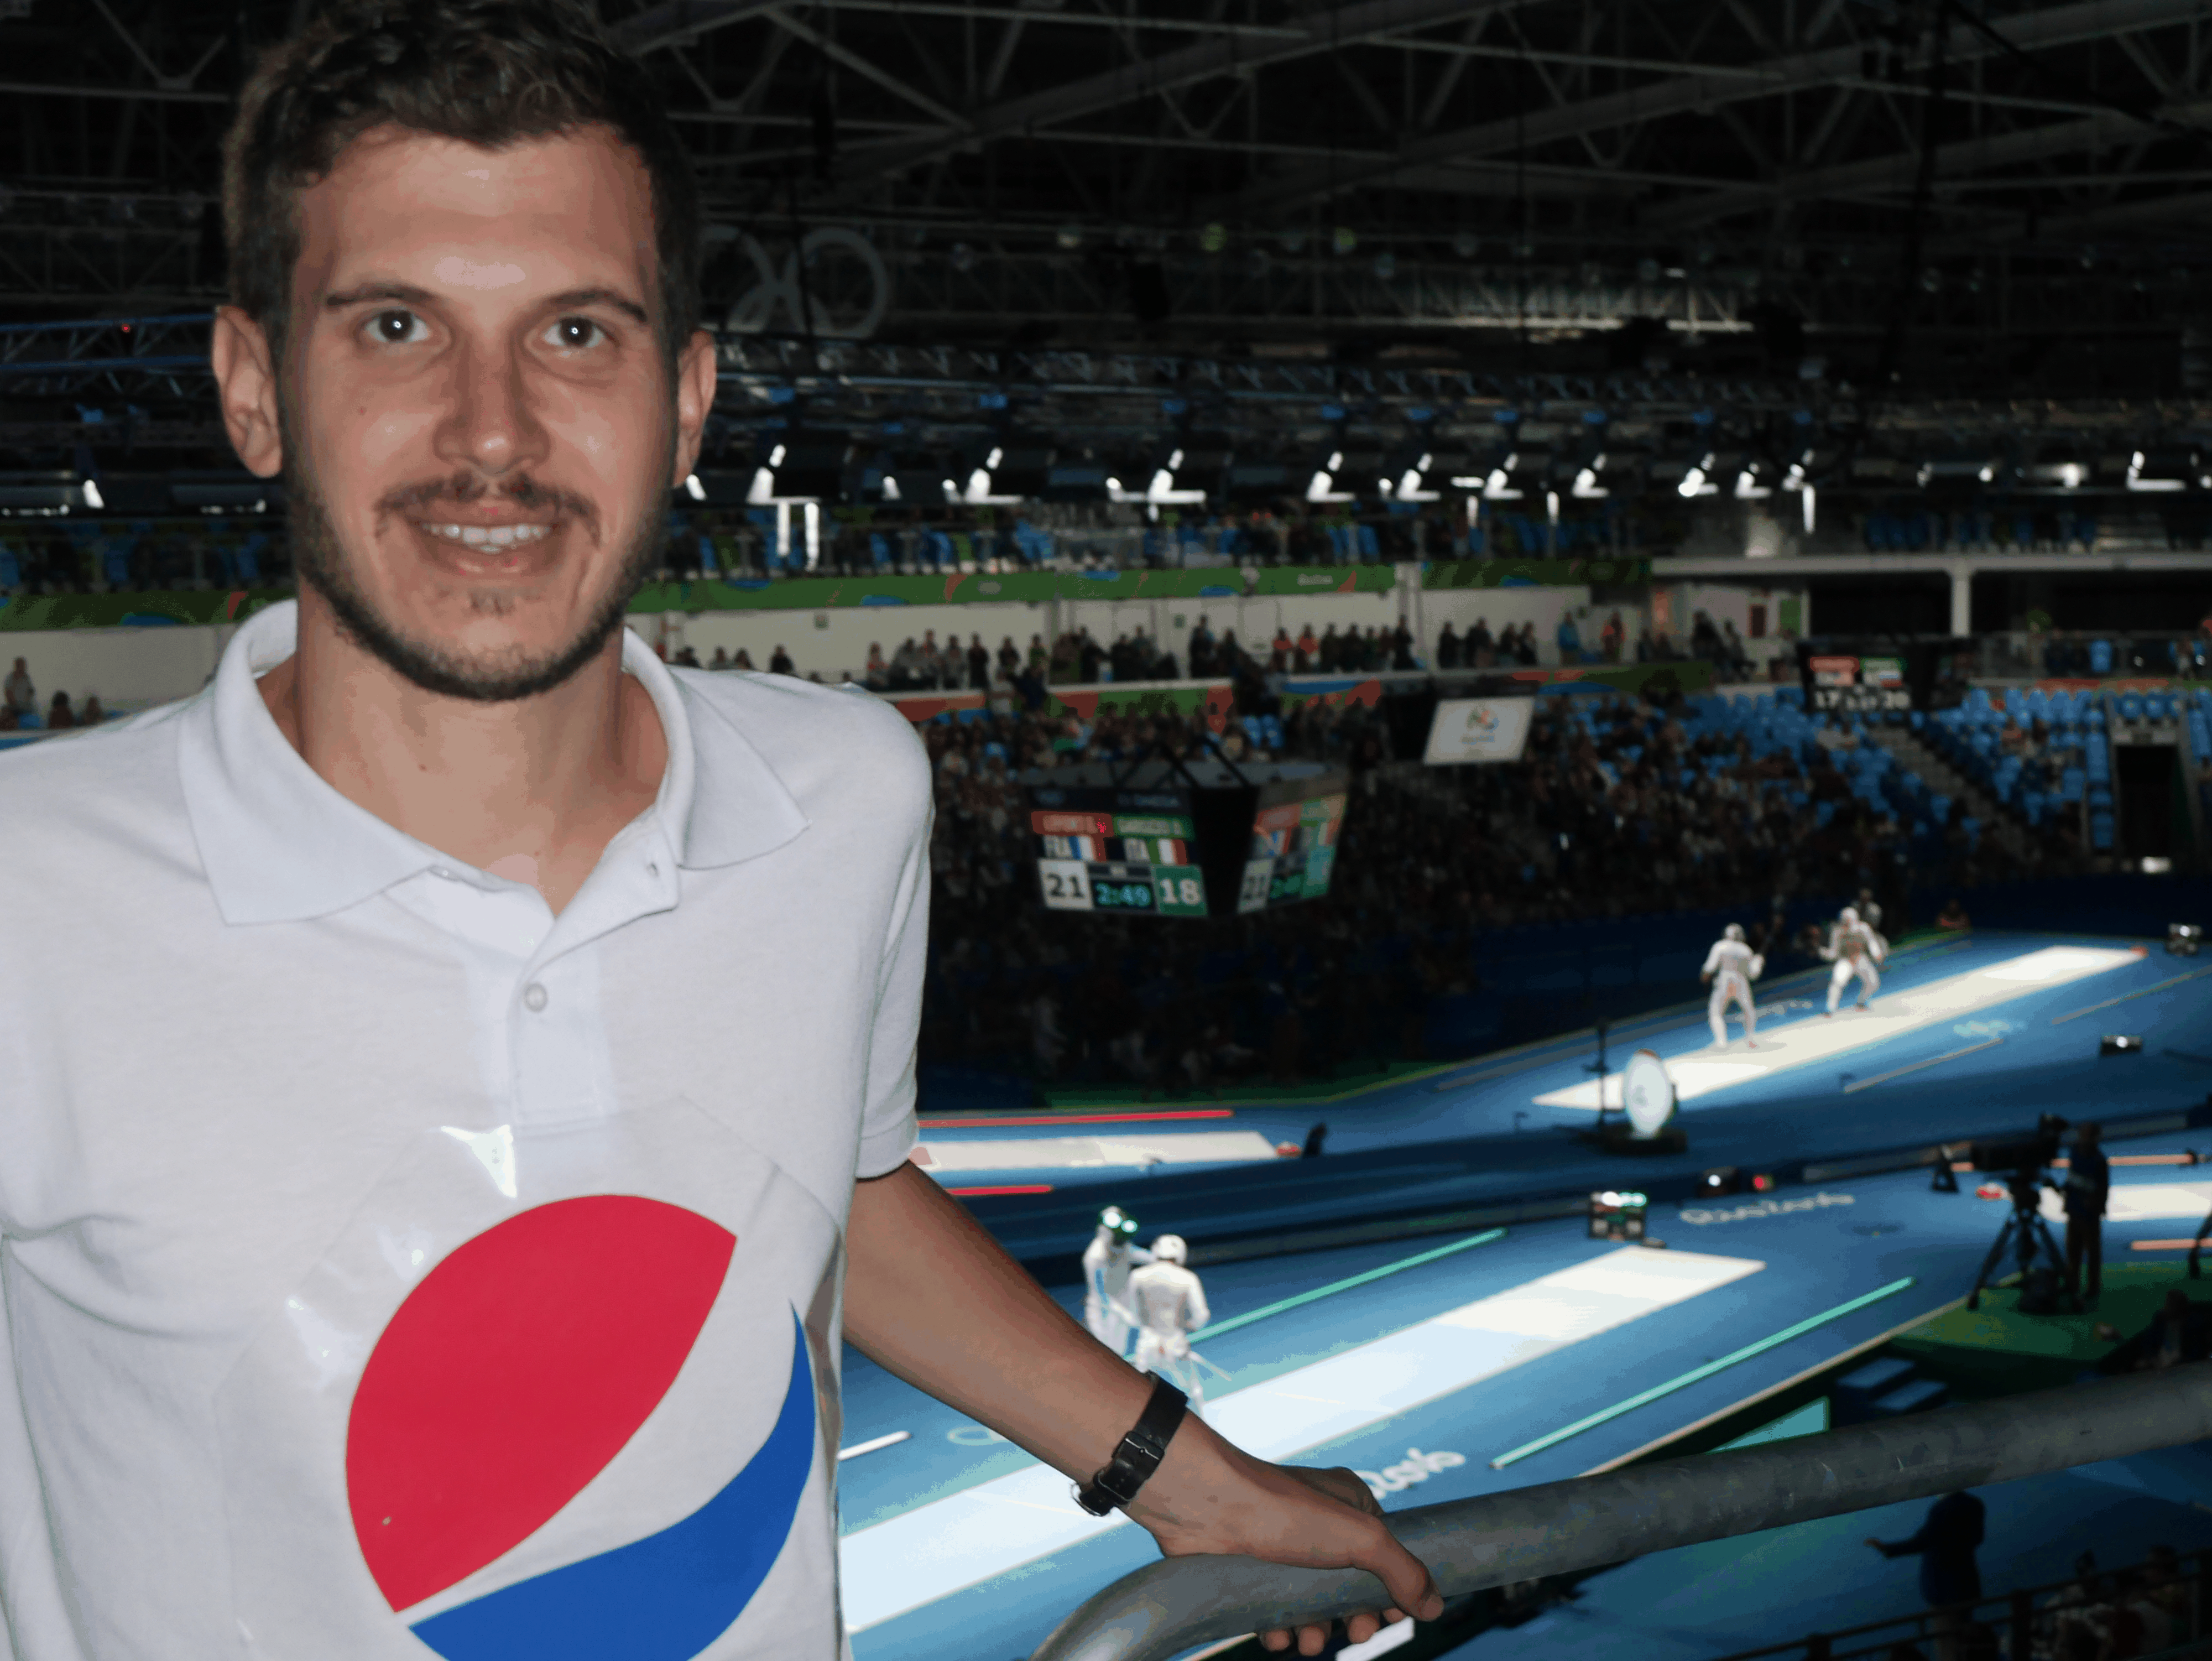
[719,227,893,341]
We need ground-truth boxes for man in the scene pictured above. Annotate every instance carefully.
[2063,1120,2110,1303]
[1129,1234,1214,1414]
[1822,904,1886,1014]
[0,7,1435,1659]
[2,654,32,718]
[1081,1204,1154,1359]
[966,632,989,691]
[2133,1289,2210,1370]
[1868,1491,1985,1661]
[1701,921,1764,1050]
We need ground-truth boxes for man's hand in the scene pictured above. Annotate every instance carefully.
[1126,1420,1442,1656]
[844,1163,1442,1655]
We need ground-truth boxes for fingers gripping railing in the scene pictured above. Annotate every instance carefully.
[1028,1366,2212,1661]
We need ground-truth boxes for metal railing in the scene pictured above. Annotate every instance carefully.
[1027,1365,2212,1661]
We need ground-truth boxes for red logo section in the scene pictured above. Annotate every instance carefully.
[346,1196,737,1612]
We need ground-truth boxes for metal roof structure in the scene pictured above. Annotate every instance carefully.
[1,0,2209,456]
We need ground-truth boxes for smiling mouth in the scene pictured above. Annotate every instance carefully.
[414,522,557,551]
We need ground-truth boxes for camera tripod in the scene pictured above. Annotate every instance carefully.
[1966,1167,2079,1314]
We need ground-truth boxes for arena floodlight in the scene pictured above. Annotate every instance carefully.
[81,478,103,509]
[2168,923,2200,956]
[682,473,706,501]
[2128,450,2192,493]
[2101,1034,2145,1055]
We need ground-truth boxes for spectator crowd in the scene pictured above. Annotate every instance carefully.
[1,658,105,732]
[909,681,2058,1096]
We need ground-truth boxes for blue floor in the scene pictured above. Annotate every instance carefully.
[842,1142,2212,1661]
[934,933,2212,1261]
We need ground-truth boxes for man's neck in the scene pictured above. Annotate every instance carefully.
[257,593,669,914]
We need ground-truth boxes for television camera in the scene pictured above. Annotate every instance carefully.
[1961,1113,2076,1314]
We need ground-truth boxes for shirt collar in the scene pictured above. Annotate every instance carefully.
[180,600,807,925]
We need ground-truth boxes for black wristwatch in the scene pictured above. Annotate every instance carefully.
[1074,1377,1188,1516]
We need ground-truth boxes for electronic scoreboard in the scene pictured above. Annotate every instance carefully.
[1023,758,1351,920]
[1031,801,1210,918]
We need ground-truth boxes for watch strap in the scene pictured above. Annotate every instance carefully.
[1074,1376,1188,1516]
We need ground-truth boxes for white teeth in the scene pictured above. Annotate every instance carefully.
[420,522,552,549]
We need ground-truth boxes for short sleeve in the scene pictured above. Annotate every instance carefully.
[856,793,932,1179]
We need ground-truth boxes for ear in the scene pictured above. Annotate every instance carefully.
[211,307,284,480]
[670,325,718,486]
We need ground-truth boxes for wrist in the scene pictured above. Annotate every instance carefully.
[1074,1376,1187,1516]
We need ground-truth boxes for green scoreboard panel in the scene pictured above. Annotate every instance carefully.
[1234,790,1348,915]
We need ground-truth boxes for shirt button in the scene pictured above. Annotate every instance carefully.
[523,983,549,1013]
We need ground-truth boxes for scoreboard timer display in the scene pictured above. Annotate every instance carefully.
[1022,758,1353,921]
[1032,806,1209,918]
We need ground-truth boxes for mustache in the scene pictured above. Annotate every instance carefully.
[375,472,599,534]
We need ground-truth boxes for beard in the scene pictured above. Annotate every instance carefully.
[281,402,667,705]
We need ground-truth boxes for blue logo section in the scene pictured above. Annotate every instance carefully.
[409,1311,815,1661]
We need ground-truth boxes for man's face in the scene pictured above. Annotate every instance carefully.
[250,125,707,702]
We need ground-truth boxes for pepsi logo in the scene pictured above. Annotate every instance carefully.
[346,1195,815,1661]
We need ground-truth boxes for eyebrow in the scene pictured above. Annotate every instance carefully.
[322,282,651,327]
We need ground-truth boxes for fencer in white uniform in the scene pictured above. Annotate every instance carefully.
[1081,1205,1153,1358]
[1822,905,1886,1014]
[1700,923,1765,1049]
[1127,1234,1213,1412]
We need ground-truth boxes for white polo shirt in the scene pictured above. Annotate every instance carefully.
[0,601,930,1661]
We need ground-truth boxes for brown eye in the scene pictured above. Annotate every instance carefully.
[368,309,425,345]
[547,316,604,351]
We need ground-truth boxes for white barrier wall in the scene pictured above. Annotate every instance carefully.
[1413,586,1592,668]
[0,626,228,716]
[3,571,1670,707]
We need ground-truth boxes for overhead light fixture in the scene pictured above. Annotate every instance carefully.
[2128,450,2189,493]
[747,467,776,504]
[1305,468,1353,504]
[1734,469,1771,501]
[1571,467,1608,499]
[768,444,786,468]
[1803,483,1817,534]
[81,478,103,509]
[682,473,706,501]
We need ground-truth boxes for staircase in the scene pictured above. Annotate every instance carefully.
[1867,728,2037,866]
[1834,1354,1950,1423]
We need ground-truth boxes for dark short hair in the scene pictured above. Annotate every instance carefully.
[221,0,701,368]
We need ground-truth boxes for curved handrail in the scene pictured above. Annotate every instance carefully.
[1028,1365,2212,1661]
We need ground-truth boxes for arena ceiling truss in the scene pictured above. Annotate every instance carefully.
[1,0,2210,413]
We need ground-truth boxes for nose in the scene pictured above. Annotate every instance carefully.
[432,337,549,481]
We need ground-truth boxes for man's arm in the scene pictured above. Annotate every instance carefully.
[846,1163,1442,1654]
